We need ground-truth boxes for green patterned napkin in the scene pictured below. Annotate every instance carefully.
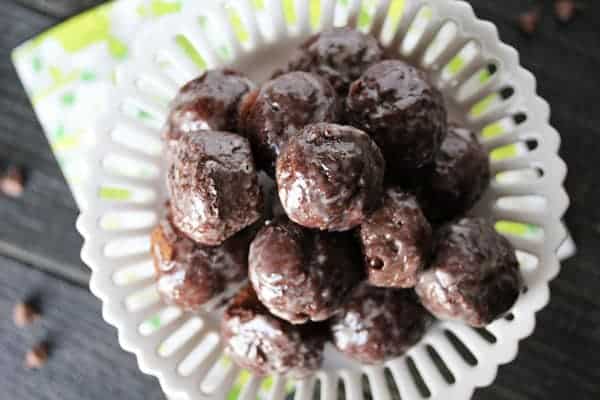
[11,0,184,204]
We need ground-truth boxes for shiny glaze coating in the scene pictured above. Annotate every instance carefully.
[221,285,326,378]
[276,123,385,231]
[330,284,433,364]
[415,218,522,327]
[359,188,432,288]
[284,28,384,95]
[419,126,491,223]
[249,219,363,324]
[240,71,340,175]
[164,69,255,145]
[150,212,252,311]
[167,130,262,246]
[346,60,447,171]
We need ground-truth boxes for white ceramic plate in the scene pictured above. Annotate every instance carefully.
[77,1,569,399]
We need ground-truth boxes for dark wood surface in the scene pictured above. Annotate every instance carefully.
[0,2,86,284]
[0,254,164,400]
[1,0,599,399]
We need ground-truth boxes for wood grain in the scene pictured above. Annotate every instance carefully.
[0,255,164,400]
[13,0,104,18]
[0,2,87,284]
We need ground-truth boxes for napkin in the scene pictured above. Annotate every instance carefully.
[11,0,183,204]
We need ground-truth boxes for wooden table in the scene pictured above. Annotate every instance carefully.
[1,0,599,399]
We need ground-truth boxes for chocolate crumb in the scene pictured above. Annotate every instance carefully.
[518,8,541,35]
[13,301,40,327]
[555,0,576,23]
[25,343,48,369]
[0,165,25,198]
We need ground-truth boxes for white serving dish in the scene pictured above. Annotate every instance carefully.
[77,1,569,399]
